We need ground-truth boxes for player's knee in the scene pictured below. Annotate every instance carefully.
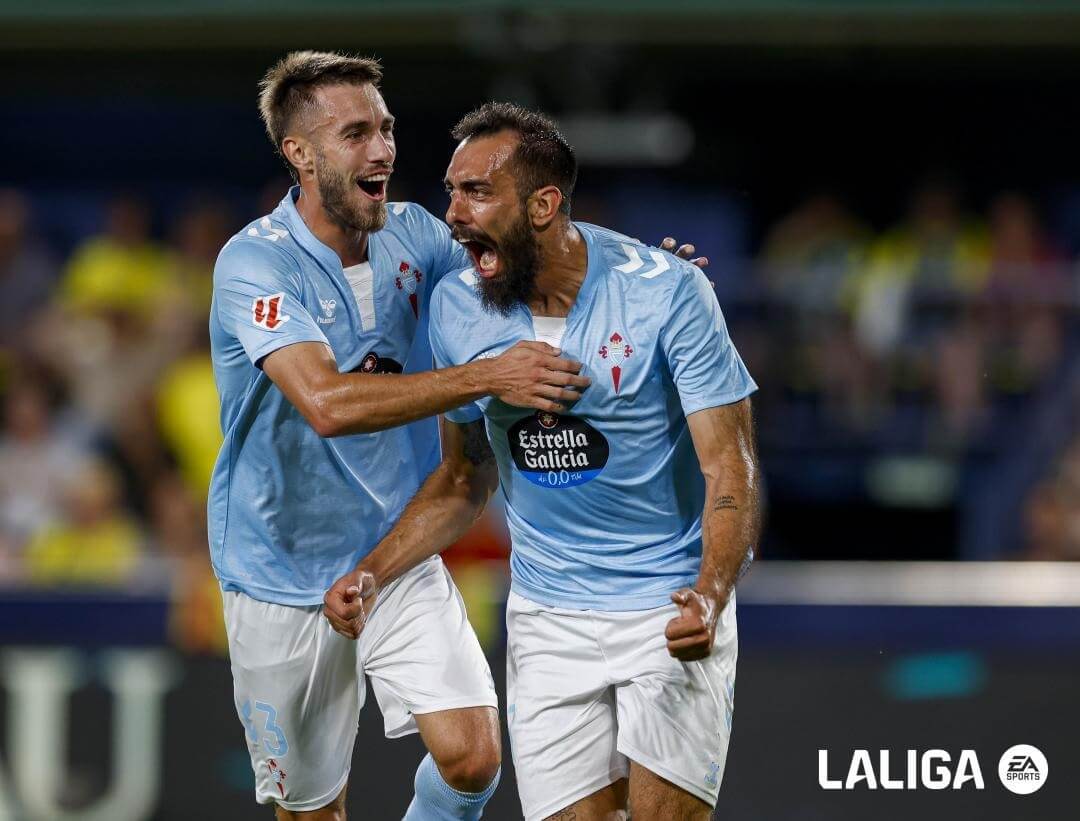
[436,734,501,793]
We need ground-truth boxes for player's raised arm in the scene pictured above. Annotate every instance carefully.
[322,416,499,638]
[665,399,761,661]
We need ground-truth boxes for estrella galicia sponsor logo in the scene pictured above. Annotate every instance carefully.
[508,411,609,488]
[818,749,985,790]
[998,744,1047,795]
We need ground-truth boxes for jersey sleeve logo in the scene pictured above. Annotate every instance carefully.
[598,331,634,393]
[252,293,291,330]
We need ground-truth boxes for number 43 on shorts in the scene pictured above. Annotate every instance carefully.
[241,700,290,756]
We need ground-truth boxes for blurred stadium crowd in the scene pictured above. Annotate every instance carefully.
[0,176,1076,651]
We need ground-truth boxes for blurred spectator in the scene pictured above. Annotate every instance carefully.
[156,341,222,500]
[1022,436,1080,560]
[168,198,233,316]
[0,189,59,351]
[0,377,92,565]
[986,193,1062,295]
[58,194,174,320]
[854,177,990,356]
[982,193,1068,394]
[761,193,868,317]
[23,458,144,586]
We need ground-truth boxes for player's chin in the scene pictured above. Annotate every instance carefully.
[355,200,388,232]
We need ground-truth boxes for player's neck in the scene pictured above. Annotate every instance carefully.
[295,185,370,268]
[529,220,586,318]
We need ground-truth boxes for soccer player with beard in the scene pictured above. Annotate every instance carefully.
[338,103,760,821]
[210,53,595,820]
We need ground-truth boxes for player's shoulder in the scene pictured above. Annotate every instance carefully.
[581,222,700,293]
[215,213,303,283]
[382,201,448,240]
[431,264,483,315]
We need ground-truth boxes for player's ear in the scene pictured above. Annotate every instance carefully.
[528,185,563,228]
[282,135,315,180]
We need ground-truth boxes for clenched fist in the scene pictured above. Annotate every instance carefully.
[323,569,379,640]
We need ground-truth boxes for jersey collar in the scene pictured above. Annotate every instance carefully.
[517,221,601,331]
[278,185,371,277]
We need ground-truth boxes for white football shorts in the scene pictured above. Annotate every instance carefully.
[506,590,738,821]
[223,556,498,811]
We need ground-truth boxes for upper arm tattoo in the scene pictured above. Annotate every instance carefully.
[461,419,495,467]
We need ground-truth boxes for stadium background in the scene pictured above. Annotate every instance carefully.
[0,1,1077,818]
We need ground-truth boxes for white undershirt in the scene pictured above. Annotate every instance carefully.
[342,261,376,331]
[532,316,567,348]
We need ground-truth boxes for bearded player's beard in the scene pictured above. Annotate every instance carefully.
[473,209,541,317]
[315,151,388,235]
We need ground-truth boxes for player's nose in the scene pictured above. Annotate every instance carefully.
[445,193,469,227]
[369,131,394,164]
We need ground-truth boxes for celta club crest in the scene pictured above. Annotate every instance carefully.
[705,761,721,787]
[396,261,423,317]
[268,758,287,798]
[598,331,633,393]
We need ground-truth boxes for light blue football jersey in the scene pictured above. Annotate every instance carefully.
[209,186,470,605]
[430,223,757,611]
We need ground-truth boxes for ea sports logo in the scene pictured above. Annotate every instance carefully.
[997,745,1047,795]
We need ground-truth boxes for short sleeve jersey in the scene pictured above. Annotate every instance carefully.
[430,223,757,610]
[209,187,469,605]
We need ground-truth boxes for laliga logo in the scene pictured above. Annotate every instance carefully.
[820,745,1049,794]
[818,749,984,790]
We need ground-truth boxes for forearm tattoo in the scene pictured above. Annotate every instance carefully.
[546,810,578,821]
[462,420,495,466]
[712,494,738,511]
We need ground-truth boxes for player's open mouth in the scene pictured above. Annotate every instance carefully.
[355,173,388,202]
[460,238,499,278]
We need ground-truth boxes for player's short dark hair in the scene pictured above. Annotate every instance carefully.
[452,102,577,216]
[258,50,383,176]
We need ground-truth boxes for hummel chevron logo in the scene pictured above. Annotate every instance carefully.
[614,243,671,279]
[247,217,289,242]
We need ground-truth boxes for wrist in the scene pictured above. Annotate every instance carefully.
[693,582,728,609]
[461,358,494,398]
[355,558,385,591]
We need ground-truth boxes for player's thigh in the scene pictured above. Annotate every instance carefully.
[274,784,346,821]
[224,591,363,811]
[359,557,498,739]
[542,779,628,821]
[614,597,738,812]
[628,761,711,821]
[507,592,628,821]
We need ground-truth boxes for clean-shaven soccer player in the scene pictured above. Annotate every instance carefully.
[330,103,760,820]
[210,53,594,820]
